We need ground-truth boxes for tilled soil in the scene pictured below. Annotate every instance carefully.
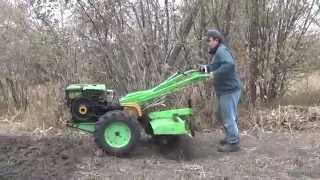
[0,130,319,180]
[0,133,94,180]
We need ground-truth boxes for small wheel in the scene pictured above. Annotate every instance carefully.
[94,110,140,156]
[71,97,94,122]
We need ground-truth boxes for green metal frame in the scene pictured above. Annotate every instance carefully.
[120,70,209,105]
[65,84,106,100]
[119,70,209,136]
[68,70,209,137]
[68,122,96,133]
[66,84,106,91]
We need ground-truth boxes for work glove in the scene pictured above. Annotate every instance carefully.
[198,64,208,73]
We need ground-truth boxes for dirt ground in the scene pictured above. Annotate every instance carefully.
[0,128,319,180]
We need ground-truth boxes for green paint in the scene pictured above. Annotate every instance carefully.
[65,84,106,100]
[119,70,208,136]
[120,70,209,105]
[148,108,193,135]
[69,122,96,133]
[66,84,106,91]
[67,70,209,138]
[150,118,188,135]
[148,108,193,119]
[104,122,131,148]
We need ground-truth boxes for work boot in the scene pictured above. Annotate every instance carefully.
[217,143,240,152]
[219,139,227,145]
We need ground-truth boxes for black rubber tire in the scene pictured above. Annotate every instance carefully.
[94,110,140,156]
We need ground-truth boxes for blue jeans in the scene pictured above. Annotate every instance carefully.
[215,90,241,144]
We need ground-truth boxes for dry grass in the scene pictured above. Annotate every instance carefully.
[272,91,320,107]
[246,71,320,131]
[275,71,320,106]
[246,105,320,132]
[0,83,69,132]
[288,71,320,93]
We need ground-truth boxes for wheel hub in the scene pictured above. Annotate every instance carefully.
[104,122,131,148]
[79,104,88,115]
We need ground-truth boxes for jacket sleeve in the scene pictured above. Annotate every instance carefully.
[206,56,220,73]
[206,47,235,74]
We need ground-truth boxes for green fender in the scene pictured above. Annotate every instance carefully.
[148,108,193,135]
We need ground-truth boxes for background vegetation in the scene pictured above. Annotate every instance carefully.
[0,0,319,130]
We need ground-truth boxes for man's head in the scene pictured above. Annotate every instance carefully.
[207,29,223,50]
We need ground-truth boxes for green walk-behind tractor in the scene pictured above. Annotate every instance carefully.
[65,69,210,156]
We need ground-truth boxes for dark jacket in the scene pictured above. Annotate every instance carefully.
[206,44,241,95]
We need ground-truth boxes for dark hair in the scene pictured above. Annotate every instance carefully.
[207,29,224,43]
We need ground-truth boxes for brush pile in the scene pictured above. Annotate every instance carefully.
[249,105,320,130]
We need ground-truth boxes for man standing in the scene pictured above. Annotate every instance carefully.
[200,29,242,152]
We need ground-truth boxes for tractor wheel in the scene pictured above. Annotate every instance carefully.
[94,110,140,156]
[71,97,94,122]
